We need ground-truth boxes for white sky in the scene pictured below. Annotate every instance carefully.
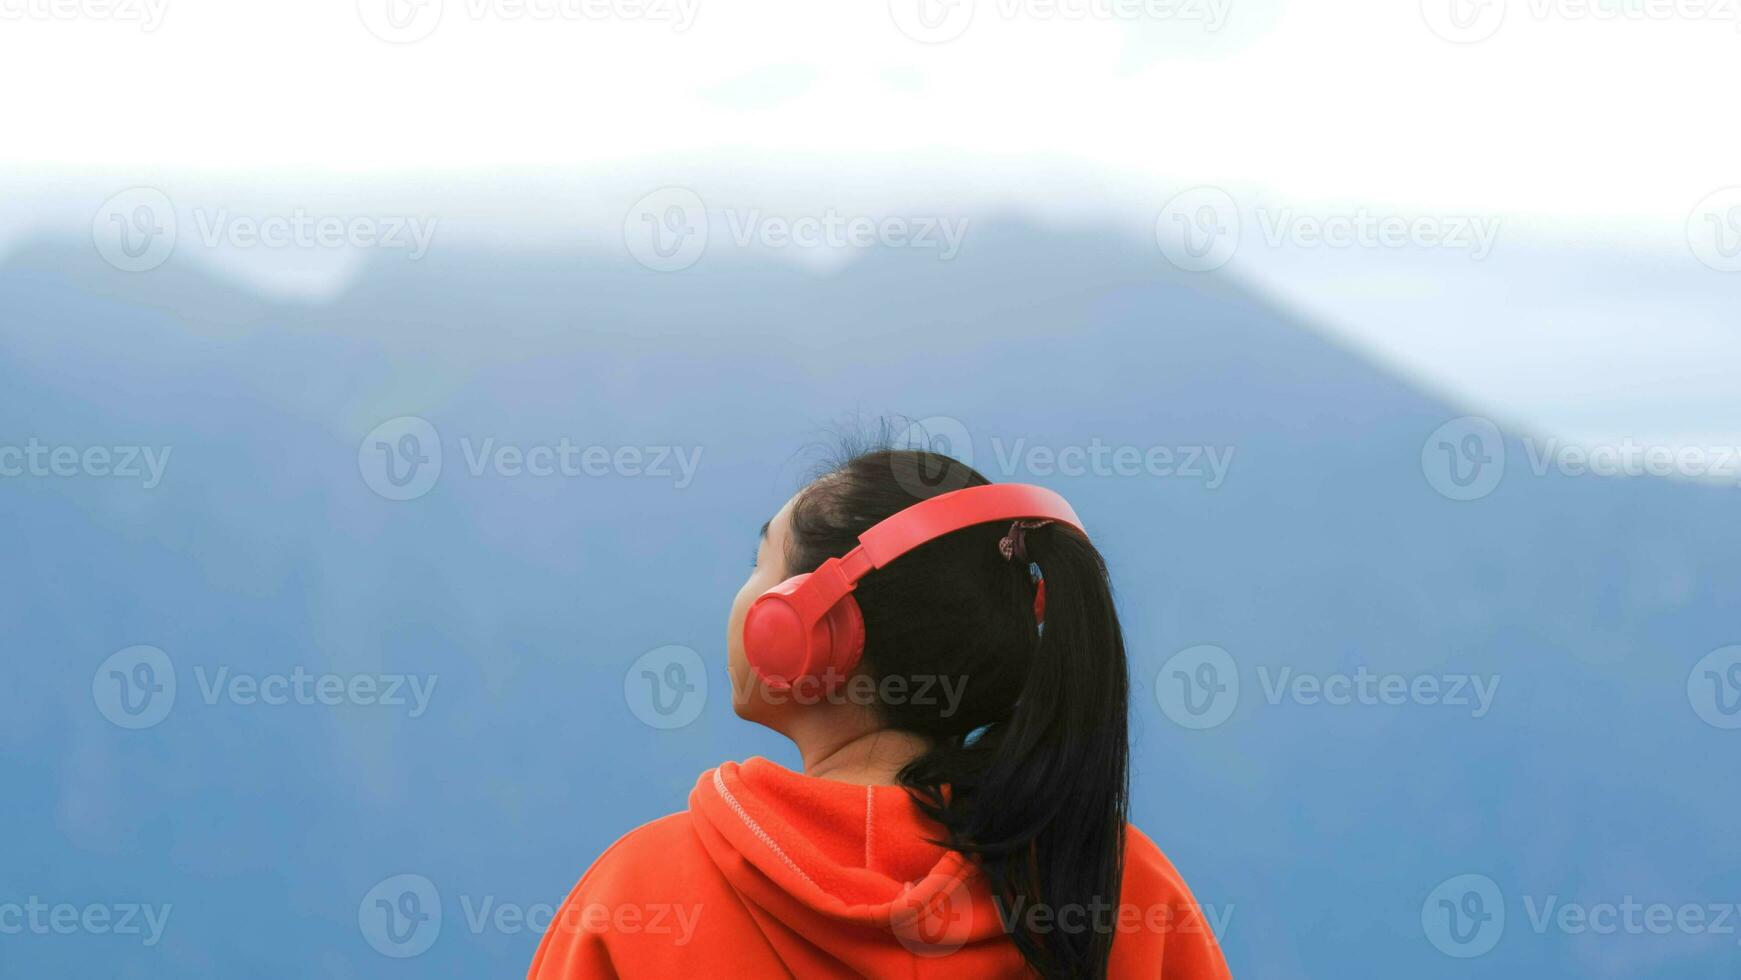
[0,0,1735,219]
[2,0,1738,451]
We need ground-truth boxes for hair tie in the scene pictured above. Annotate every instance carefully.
[998,520,1053,562]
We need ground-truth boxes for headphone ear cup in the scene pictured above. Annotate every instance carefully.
[819,594,866,681]
[743,574,812,688]
[743,574,866,689]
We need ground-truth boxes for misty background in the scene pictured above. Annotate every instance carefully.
[3,1,1740,977]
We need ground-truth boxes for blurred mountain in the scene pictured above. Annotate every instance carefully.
[1,222,1734,978]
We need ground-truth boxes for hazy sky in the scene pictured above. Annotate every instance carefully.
[0,0,1734,216]
[2,0,1737,450]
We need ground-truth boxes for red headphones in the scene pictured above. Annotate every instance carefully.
[743,483,1084,690]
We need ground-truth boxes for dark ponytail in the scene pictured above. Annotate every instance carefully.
[786,444,1130,979]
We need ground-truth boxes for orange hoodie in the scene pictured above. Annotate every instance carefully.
[527,758,1231,979]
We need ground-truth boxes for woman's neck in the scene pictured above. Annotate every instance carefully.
[796,725,929,786]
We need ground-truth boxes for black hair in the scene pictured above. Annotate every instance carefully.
[785,441,1130,979]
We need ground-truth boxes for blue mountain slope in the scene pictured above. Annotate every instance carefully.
[0,224,1734,978]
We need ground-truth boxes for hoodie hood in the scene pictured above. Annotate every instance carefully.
[687,758,1025,977]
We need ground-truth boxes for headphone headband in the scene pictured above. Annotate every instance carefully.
[855,482,1084,574]
[741,482,1085,690]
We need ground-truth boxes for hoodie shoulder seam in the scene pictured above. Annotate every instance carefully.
[863,786,875,870]
[712,768,818,890]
